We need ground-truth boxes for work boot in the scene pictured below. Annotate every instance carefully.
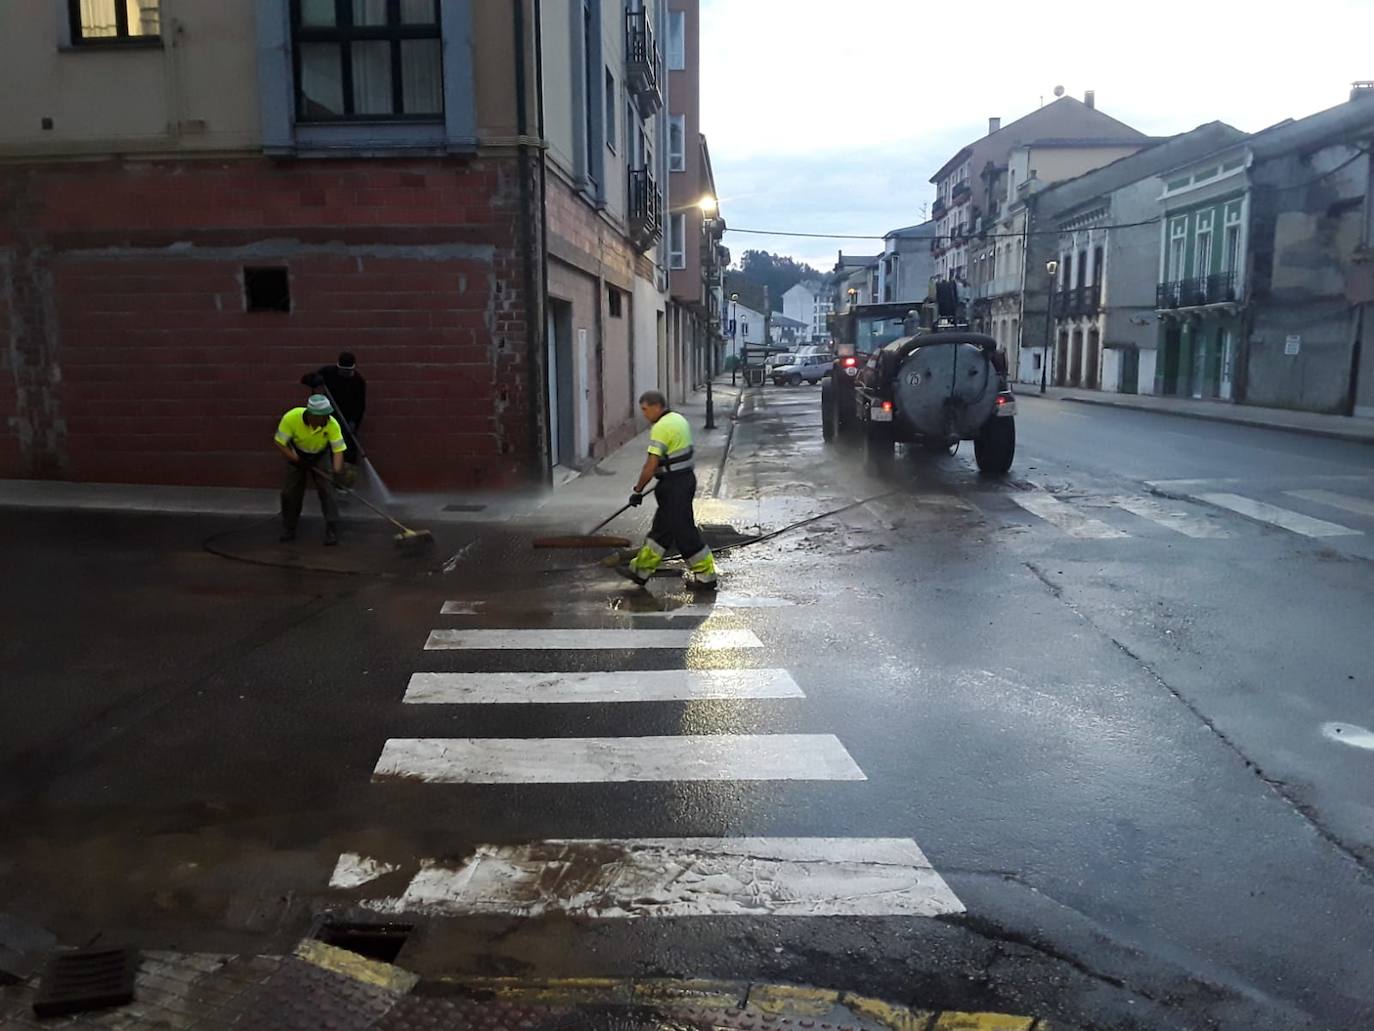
[685,573,718,592]
[613,564,649,589]
[279,527,297,543]
[324,525,339,547]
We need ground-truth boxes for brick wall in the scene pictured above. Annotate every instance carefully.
[0,155,540,490]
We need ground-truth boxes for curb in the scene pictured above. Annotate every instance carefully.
[1054,394,1374,445]
[417,976,1044,1031]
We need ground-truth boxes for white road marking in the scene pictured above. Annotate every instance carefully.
[403,669,804,705]
[423,628,763,650]
[372,734,865,783]
[357,837,964,918]
[1009,492,1129,539]
[439,601,484,615]
[329,852,399,889]
[1105,495,1232,539]
[439,594,796,618]
[1285,489,1374,520]
[1194,493,1362,538]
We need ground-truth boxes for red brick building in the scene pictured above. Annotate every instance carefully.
[0,0,686,490]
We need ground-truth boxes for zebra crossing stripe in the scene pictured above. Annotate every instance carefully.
[1009,492,1129,539]
[403,669,804,704]
[423,628,763,650]
[439,601,484,615]
[1285,489,1374,520]
[439,595,795,618]
[353,837,964,918]
[372,734,865,783]
[1106,495,1231,539]
[1194,493,1362,538]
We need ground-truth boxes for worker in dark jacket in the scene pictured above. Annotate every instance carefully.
[302,352,366,465]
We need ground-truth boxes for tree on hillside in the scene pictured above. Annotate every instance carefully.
[732,250,824,311]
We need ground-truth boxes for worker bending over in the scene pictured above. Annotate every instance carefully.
[274,394,347,545]
[619,390,717,590]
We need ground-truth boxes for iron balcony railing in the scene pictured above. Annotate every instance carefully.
[951,182,972,205]
[625,9,663,113]
[628,168,661,252]
[1156,271,1239,309]
[931,198,948,220]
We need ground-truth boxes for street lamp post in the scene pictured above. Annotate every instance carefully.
[699,196,720,429]
[730,292,739,386]
[1040,259,1058,395]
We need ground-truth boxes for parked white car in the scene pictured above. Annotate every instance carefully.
[772,353,834,386]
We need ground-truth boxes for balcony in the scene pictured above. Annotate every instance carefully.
[625,9,663,113]
[627,168,661,252]
[931,198,948,220]
[1156,272,1239,309]
[951,182,972,205]
[1055,284,1103,316]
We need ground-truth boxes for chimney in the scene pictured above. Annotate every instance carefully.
[1084,90,1096,109]
[988,116,1001,134]
[1352,81,1374,102]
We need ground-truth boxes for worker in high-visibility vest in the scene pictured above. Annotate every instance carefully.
[617,390,718,590]
[273,394,347,545]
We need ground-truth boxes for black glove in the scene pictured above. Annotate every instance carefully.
[628,492,644,507]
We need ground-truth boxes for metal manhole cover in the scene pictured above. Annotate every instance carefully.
[33,946,139,1018]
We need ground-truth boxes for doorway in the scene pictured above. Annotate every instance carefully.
[1121,346,1139,394]
[1069,329,1084,387]
[1055,330,1069,386]
[1161,324,1182,395]
[547,298,575,470]
[1086,328,1100,389]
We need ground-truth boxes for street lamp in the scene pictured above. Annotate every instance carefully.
[699,195,719,425]
[730,292,740,386]
[1041,259,1058,395]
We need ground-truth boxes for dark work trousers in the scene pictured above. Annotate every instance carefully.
[647,472,706,557]
[340,423,360,464]
[281,451,340,531]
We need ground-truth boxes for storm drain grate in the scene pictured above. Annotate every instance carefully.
[314,920,413,964]
[32,946,139,1018]
[442,504,488,513]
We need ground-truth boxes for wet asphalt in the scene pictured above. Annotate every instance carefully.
[2,389,1374,1029]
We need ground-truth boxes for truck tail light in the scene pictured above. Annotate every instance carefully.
[881,401,893,412]
[842,357,857,367]
[996,394,1011,405]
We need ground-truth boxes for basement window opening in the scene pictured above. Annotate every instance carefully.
[244,267,291,313]
[313,919,413,963]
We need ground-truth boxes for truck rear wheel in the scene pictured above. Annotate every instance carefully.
[974,416,1015,475]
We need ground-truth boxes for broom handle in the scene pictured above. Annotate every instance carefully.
[307,464,412,533]
[587,502,634,536]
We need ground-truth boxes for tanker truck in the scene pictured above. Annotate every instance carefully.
[822,284,1017,475]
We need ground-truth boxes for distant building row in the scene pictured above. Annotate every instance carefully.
[831,86,1374,417]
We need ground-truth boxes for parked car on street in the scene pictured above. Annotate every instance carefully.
[773,352,834,386]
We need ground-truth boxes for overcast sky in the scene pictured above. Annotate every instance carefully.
[700,0,1373,273]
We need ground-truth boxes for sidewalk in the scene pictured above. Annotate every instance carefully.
[1025,385,1374,445]
[0,380,746,525]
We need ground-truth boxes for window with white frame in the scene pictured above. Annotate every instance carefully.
[1168,219,1187,280]
[669,115,686,171]
[669,213,686,269]
[667,10,685,70]
[1223,210,1242,274]
[1195,213,1213,279]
